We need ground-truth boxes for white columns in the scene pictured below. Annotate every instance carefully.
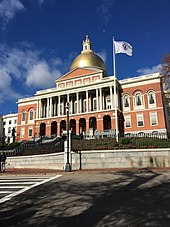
[96,88,99,111]
[110,86,113,109]
[76,92,79,113]
[50,97,52,117]
[99,88,102,111]
[86,90,89,112]
[58,96,61,116]
[38,100,41,118]
[80,94,82,113]
[46,98,49,117]
[36,99,39,119]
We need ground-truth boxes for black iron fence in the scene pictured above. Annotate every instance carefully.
[1,132,170,156]
[72,132,170,151]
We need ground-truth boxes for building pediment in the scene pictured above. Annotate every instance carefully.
[56,67,102,82]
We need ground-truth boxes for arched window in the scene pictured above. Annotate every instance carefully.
[123,95,130,109]
[134,92,144,109]
[135,93,142,106]
[21,111,26,122]
[29,109,34,121]
[148,90,156,106]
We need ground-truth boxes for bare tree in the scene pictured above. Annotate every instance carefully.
[161,54,170,91]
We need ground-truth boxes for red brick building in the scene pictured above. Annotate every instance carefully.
[16,36,167,141]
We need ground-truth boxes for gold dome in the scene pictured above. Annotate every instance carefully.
[70,35,106,71]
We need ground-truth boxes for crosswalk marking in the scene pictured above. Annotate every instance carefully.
[0,182,41,185]
[0,191,12,194]
[0,174,62,204]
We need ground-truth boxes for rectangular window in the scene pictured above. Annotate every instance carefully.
[28,127,33,137]
[9,120,11,124]
[60,104,63,115]
[93,98,97,111]
[74,101,77,114]
[137,113,144,127]
[22,112,26,122]
[150,112,158,126]
[20,127,25,138]
[124,115,131,128]
[83,100,87,112]
[14,120,17,124]
[106,98,111,110]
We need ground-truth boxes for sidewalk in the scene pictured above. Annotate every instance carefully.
[1,167,170,175]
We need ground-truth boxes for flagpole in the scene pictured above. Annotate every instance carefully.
[113,36,119,142]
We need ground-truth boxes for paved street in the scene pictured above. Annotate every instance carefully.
[0,175,61,203]
[0,171,170,227]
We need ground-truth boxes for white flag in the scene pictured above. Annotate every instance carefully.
[114,41,132,56]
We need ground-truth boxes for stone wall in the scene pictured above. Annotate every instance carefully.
[6,149,170,170]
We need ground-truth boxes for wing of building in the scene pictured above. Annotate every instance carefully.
[16,35,168,141]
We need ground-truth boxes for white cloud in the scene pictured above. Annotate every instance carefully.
[137,64,161,75]
[0,43,62,106]
[95,50,107,63]
[0,0,25,28]
[26,62,60,88]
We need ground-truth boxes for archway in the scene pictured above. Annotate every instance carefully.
[51,121,57,135]
[40,123,46,136]
[103,115,111,130]
[79,118,86,134]
[89,116,97,132]
[70,119,76,135]
[60,120,66,135]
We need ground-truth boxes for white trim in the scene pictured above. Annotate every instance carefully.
[136,113,144,127]
[150,111,158,126]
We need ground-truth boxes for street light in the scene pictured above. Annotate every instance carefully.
[65,102,71,172]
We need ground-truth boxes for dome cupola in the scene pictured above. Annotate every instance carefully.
[70,35,106,71]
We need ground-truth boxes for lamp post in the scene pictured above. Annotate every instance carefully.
[65,102,71,172]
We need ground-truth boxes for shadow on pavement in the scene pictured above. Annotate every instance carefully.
[0,172,169,226]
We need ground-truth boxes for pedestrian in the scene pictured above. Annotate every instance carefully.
[1,152,6,173]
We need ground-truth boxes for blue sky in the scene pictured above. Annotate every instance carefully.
[0,0,170,115]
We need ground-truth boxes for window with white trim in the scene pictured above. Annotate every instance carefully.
[150,112,158,126]
[20,127,25,138]
[137,113,144,127]
[148,90,156,107]
[123,95,130,109]
[28,126,33,137]
[21,111,26,122]
[106,98,111,110]
[60,103,63,115]
[74,101,77,114]
[29,109,34,121]
[124,115,131,128]
[135,93,143,107]
[83,100,87,112]
[93,98,97,111]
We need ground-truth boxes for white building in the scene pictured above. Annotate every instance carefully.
[3,113,18,143]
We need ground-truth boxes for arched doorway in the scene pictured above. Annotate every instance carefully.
[60,120,66,135]
[103,115,111,130]
[51,121,57,135]
[40,123,46,136]
[79,118,86,134]
[89,117,97,132]
[70,119,76,135]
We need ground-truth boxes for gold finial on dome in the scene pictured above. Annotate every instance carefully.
[70,35,106,71]
[82,35,92,53]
